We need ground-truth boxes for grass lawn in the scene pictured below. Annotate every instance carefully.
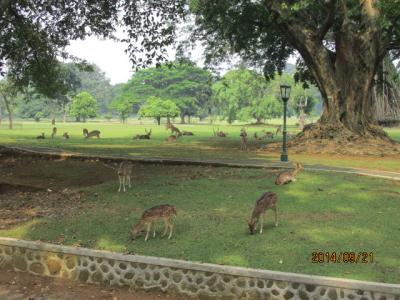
[1,157,399,283]
[0,120,399,171]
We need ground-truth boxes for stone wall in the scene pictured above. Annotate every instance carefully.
[0,237,399,299]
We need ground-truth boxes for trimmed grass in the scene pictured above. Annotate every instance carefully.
[0,120,399,171]
[1,161,399,283]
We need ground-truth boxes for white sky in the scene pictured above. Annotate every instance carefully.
[66,37,297,85]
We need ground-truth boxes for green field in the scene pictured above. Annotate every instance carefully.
[0,120,399,171]
[1,159,399,283]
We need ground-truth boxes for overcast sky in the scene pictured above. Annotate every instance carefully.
[66,36,296,86]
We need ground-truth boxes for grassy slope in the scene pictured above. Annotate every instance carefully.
[0,121,399,171]
[2,164,399,283]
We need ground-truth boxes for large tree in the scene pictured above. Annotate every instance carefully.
[190,0,400,146]
[123,59,213,123]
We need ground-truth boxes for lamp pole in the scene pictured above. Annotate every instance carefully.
[280,85,291,162]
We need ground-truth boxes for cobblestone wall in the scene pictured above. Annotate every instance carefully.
[0,238,399,299]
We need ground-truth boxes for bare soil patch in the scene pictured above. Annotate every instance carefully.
[0,269,187,300]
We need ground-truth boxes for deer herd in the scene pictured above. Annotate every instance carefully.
[122,159,302,241]
[34,120,300,241]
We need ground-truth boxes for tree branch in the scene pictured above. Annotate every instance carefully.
[316,0,336,41]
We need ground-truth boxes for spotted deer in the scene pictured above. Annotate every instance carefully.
[131,204,177,241]
[36,132,45,139]
[83,128,101,139]
[62,132,70,139]
[262,131,274,139]
[275,162,303,185]
[166,122,181,136]
[51,127,57,139]
[248,192,278,235]
[117,161,133,192]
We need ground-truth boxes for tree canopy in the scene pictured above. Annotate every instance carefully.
[69,92,97,122]
[138,96,180,125]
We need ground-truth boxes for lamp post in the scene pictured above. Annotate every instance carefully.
[279,85,291,162]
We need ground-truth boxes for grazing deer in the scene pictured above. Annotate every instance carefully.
[276,126,282,136]
[131,204,177,241]
[240,128,248,151]
[275,162,303,185]
[134,129,152,140]
[62,132,70,139]
[182,130,194,136]
[166,122,181,136]
[36,133,45,139]
[83,128,101,139]
[118,161,133,192]
[51,127,57,139]
[248,192,278,235]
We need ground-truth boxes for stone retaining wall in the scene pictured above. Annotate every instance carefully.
[0,238,399,299]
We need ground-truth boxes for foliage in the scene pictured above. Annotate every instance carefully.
[212,68,282,123]
[123,60,213,121]
[138,97,180,124]
[109,93,140,123]
[69,92,97,122]
[0,0,186,95]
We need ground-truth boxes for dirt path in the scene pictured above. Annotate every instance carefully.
[0,269,189,300]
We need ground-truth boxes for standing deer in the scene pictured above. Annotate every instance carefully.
[83,128,101,139]
[62,132,70,139]
[248,192,278,235]
[36,133,45,139]
[166,122,181,136]
[262,130,274,139]
[51,127,57,139]
[118,161,133,192]
[134,129,152,140]
[240,128,248,151]
[275,126,282,136]
[131,204,177,241]
[275,162,303,185]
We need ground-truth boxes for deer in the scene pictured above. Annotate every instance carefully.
[275,162,303,185]
[240,128,248,151]
[36,132,45,139]
[212,126,227,138]
[166,135,178,142]
[262,130,274,139]
[248,192,278,235]
[51,127,57,139]
[62,132,70,139]
[275,125,282,136]
[118,161,133,192]
[253,132,262,141]
[182,130,194,136]
[130,204,177,241]
[83,128,101,139]
[134,129,152,140]
[166,122,181,136]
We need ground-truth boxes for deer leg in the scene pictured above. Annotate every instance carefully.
[153,223,156,238]
[118,176,122,192]
[128,175,131,188]
[273,206,279,227]
[123,176,126,192]
[259,215,264,234]
[168,221,173,240]
[161,218,168,237]
[145,223,151,241]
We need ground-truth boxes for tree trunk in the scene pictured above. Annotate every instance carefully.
[180,114,185,124]
[2,95,12,129]
[156,116,161,125]
[188,115,191,123]
[255,117,263,124]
